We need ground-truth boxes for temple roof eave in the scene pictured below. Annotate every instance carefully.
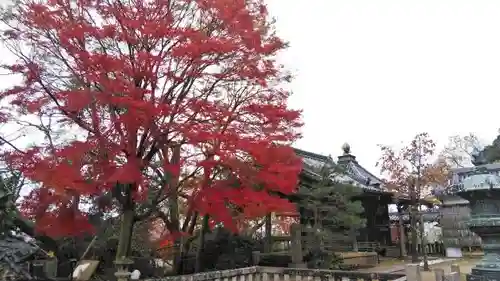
[346,161,382,186]
[294,147,391,193]
[299,165,390,194]
[453,163,500,174]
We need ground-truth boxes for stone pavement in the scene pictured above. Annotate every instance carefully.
[419,259,476,281]
[358,257,477,274]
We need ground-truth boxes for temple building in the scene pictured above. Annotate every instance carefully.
[293,144,393,247]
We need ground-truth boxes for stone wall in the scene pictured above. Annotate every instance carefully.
[150,266,405,281]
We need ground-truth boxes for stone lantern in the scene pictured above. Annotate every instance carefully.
[433,188,481,258]
[453,168,500,281]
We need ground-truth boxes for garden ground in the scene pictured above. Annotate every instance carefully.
[358,257,481,281]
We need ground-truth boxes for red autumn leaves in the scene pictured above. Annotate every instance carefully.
[0,0,302,237]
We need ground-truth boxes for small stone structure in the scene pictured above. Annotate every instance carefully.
[404,263,462,281]
[438,194,481,257]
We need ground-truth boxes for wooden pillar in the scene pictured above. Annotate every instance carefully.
[352,231,359,251]
[364,198,377,242]
[381,198,392,246]
[361,198,372,242]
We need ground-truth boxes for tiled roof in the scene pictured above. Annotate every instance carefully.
[293,148,333,172]
[448,163,500,193]
[0,236,41,279]
[437,194,469,206]
[344,160,382,186]
[452,163,500,174]
[294,148,386,193]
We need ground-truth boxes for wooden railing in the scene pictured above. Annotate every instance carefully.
[357,242,380,252]
[271,230,378,253]
[153,266,406,281]
[264,224,381,269]
[405,242,445,256]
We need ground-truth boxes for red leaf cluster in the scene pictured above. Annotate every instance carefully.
[1,0,302,237]
[19,188,94,237]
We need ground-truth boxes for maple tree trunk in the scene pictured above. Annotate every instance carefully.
[419,206,430,271]
[264,213,272,252]
[168,196,181,272]
[115,185,136,275]
[167,145,181,232]
[194,214,209,273]
[167,192,181,268]
[409,204,419,263]
[408,181,419,263]
[175,212,199,274]
[397,206,407,257]
[116,207,135,260]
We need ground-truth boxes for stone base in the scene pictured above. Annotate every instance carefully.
[288,263,306,268]
[467,268,500,281]
[338,252,379,268]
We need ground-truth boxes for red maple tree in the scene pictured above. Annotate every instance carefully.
[0,0,302,260]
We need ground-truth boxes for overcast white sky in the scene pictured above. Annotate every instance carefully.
[268,0,500,175]
[2,1,500,179]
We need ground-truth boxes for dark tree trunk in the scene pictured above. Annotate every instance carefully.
[175,212,198,274]
[114,184,136,281]
[264,213,272,252]
[410,203,419,263]
[396,204,407,258]
[194,215,209,273]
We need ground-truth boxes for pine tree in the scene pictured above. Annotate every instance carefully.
[297,166,365,268]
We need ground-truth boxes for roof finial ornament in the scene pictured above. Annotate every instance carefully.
[471,146,487,166]
[342,143,351,155]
